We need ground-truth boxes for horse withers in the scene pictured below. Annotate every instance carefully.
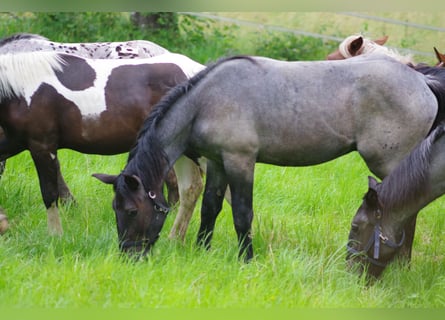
[0,50,205,237]
[94,54,445,260]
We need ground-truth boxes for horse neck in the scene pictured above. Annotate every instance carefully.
[128,94,196,193]
[380,126,445,233]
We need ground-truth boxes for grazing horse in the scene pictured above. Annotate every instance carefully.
[93,54,445,260]
[347,65,445,278]
[326,34,414,64]
[348,125,445,278]
[0,33,170,202]
[0,50,205,237]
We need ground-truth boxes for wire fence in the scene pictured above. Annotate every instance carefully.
[179,12,442,59]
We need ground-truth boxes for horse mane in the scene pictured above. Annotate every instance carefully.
[413,64,445,132]
[125,55,257,191]
[379,123,445,210]
[0,51,65,101]
[128,55,257,160]
[339,34,414,64]
[0,33,48,47]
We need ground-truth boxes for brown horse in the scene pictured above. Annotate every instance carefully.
[0,50,205,238]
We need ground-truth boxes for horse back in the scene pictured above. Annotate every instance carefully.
[175,55,438,169]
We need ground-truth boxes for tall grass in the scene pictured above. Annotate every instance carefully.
[1,150,445,308]
[1,12,445,309]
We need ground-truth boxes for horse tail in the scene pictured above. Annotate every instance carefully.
[414,65,445,133]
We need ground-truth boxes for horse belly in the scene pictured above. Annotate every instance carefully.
[256,136,355,166]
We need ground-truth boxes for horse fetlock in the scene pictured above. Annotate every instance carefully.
[47,203,63,236]
[0,211,9,235]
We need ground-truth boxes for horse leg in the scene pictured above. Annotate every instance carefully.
[165,168,180,206]
[197,160,228,250]
[198,158,232,205]
[223,154,255,262]
[55,158,75,204]
[169,156,203,241]
[0,160,5,178]
[0,207,8,235]
[30,149,63,236]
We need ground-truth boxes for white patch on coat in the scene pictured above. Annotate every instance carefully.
[0,51,205,117]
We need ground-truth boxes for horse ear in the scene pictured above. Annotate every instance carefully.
[434,47,445,65]
[368,176,379,189]
[92,173,118,185]
[365,176,381,210]
[348,36,364,56]
[123,174,142,191]
[374,35,389,45]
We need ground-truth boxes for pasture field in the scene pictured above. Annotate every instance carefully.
[1,12,445,313]
[1,149,445,309]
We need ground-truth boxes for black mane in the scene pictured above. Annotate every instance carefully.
[128,55,256,160]
[125,55,257,191]
[136,55,257,148]
[0,33,48,47]
[380,122,445,210]
[413,64,445,132]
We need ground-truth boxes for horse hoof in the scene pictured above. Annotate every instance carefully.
[0,212,9,235]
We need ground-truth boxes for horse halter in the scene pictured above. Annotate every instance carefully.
[347,209,405,268]
[119,190,170,255]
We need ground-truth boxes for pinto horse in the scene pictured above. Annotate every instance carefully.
[347,65,445,278]
[93,54,445,260]
[0,33,170,202]
[0,50,205,237]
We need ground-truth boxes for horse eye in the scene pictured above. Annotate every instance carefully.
[128,209,138,217]
[351,223,359,233]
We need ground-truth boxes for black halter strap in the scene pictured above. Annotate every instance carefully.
[347,214,405,268]
[119,190,170,254]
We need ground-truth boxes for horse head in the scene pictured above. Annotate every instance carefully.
[327,35,389,60]
[93,172,170,258]
[347,176,405,278]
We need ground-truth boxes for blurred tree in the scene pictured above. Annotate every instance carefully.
[130,12,178,33]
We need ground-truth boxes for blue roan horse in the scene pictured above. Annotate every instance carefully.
[0,50,205,237]
[94,54,445,259]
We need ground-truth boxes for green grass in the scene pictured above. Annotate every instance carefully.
[1,11,445,311]
[1,150,445,308]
